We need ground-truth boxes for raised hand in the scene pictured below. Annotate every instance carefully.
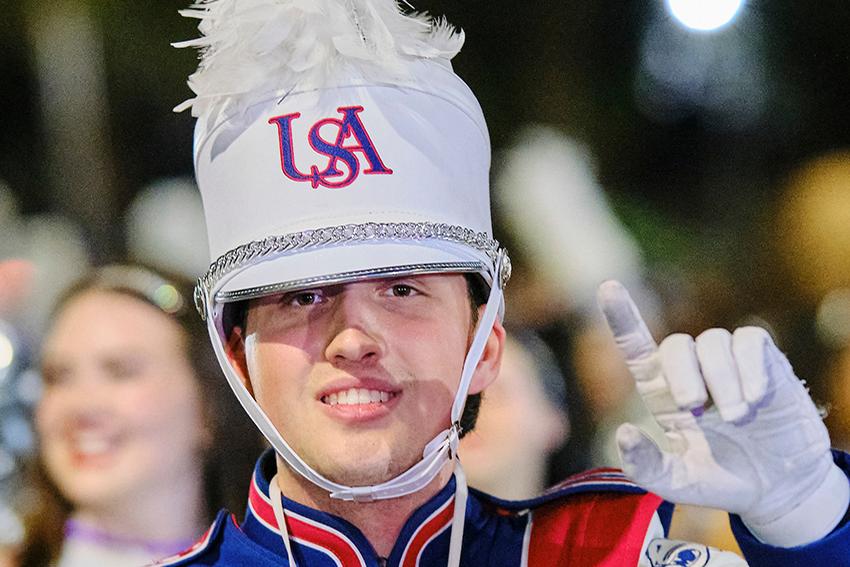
[597,280,849,547]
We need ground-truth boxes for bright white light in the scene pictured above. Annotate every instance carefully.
[667,0,744,32]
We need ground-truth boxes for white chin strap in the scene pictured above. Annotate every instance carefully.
[204,257,504,567]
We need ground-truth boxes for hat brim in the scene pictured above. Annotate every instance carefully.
[212,240,492,304]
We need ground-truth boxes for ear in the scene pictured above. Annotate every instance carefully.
[468,316,506,395]
[225,326,254,397]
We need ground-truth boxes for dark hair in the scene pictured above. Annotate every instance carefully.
[223,272,490,439]
[458,273,488,438]
[19,265,264,567]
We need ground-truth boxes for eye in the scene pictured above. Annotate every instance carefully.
[389,284,418,297]
[288,290,323,307]
[104,358,144,381]
[41,365,70,387]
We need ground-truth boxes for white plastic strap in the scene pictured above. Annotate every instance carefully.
[203,255,504,503]
[450,262,505,426]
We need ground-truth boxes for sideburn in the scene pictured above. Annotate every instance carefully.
[458,273,489,438]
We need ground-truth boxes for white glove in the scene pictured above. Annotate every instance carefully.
[597,280,849,547]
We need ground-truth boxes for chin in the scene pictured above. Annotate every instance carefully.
[316,448,418,487]
[60,483,122,509]
[318,459,393,487]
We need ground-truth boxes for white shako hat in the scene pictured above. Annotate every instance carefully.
[179,2,509,307]
[177,3,508,561]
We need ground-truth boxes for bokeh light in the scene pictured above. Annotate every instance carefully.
[666,0,744,32]
[153,284,184,314]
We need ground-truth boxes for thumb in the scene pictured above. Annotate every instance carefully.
[616,422,671,491]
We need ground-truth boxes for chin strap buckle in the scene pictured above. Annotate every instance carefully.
[497,248,512,288]
[349,487,377,503]
[193,281,208,320]
[448,421,462,460]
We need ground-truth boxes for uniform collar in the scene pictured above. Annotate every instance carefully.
[241,450,457,566]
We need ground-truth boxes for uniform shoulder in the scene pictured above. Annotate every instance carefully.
[479,469,671,566]
[473,467,647,514]
[150,510,232,566]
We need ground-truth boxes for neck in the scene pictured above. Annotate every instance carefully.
[473,457,548,501]
[274,455,454,557]
[74,460,206,544]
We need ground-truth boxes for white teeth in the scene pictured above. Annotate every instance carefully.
[322,388,394,406]
[73,436,112,456]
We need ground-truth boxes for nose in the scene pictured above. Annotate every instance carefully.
[43,369,112,422]
[323,291,384,365]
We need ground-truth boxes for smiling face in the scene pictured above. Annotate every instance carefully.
[36,291,206,513]
[228,274,503,487]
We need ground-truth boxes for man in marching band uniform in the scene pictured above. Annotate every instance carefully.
[159,1,850,565]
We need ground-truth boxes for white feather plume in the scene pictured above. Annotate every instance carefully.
[174,0,465,116]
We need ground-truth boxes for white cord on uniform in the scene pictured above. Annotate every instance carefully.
[270,473,298,567]
[447,459,469,567]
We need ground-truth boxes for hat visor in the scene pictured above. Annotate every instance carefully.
[213,240,492,303]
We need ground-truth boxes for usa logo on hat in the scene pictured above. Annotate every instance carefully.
[269,106,393,189]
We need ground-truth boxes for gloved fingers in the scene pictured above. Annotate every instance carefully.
[597,280,659,381]
[731,326,772,406]
[695,328,749,422]
[659,333,708,414]
[616,422,673,491]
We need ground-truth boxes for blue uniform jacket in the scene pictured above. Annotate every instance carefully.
[155,450,850,566]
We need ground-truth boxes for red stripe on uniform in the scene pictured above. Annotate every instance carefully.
[287,512,365,567]
[542,468,634,494]
[399,496,455,567]
[527,491,662,567]
[249,478,275,524]
[153,520,219,566]
[249,474,365,567]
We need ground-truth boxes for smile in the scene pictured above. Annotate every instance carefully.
[73,435,114,456]
[321,388,397,406]
[63,431,123,468]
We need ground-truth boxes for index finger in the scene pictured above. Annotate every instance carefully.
[597,280,658,364]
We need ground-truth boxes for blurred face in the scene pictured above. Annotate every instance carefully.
[573,321,635,415]
[37,291,206,512]
[230,275,503,486]
[460,338,566,494]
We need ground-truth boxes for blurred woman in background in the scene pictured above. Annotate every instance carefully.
[12,265,262,567]
[460,332,569,500]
